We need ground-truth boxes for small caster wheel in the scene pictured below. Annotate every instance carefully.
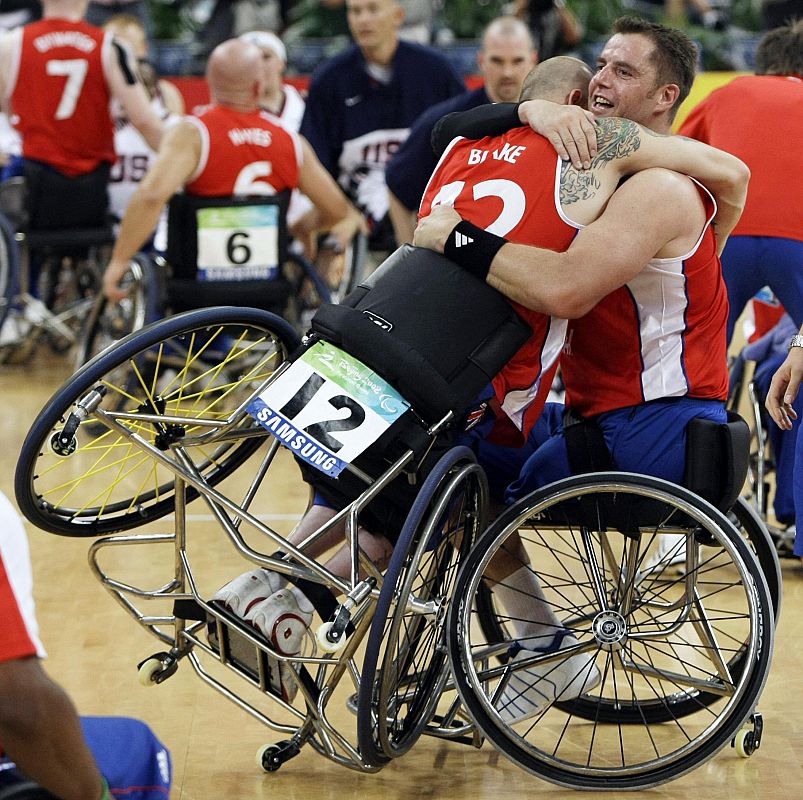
[732,728,756,758]
[137,652,178,686]
[316,621,347,653]
[256,739,301,772]
[48,429,77,457]
[256,744,283,773]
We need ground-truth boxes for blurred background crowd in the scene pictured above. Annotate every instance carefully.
[3,0,800,77]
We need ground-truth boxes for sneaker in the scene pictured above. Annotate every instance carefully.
[497,630,601,723]
[245,588,313,702]
[642,532,687,576]
[211,568,287,618]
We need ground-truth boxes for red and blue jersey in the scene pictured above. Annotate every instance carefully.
[420,127,580,443]
[562,180,729,417]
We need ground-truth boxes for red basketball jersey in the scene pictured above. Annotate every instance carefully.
[562,180,729,417]
[9,19,115,176]
[420,128,579,442]
[184,106,302,197]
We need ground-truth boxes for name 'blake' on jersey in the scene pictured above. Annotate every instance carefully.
[465,143,528,166]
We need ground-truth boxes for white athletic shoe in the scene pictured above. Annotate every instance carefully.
[245,588,314,702]
[497,630,601,724]
[642,532,687,576]
[211,568,287,618]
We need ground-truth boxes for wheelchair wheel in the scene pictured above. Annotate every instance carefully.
[75,253,162,369]
[449,472,774,790]
[324,230,368,303]
[15,306,299,536]
[0,212,18,332]
[357,446,488,766]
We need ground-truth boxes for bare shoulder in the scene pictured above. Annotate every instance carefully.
[592,117,643,165]
[618,167,702,204]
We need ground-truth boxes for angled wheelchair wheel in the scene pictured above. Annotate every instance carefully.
[357,446,488,766]
[75,253,162,369]
[15,306,299,536]
[449,472,774,790]
[0,212,18,332]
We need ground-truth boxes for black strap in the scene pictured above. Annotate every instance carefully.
[563,407,613,475]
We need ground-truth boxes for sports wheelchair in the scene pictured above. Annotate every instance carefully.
[14,247,776,789]
[74,191,367,370]
[0,165,115,364]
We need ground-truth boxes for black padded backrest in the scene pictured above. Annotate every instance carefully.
[311,245,532,422]
[683,410,750,512]
[166,191,289,280]
[23,161,110,231]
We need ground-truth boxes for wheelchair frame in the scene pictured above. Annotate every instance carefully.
[14,306,775,788]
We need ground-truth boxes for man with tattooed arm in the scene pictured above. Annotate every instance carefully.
[413,17,749,721]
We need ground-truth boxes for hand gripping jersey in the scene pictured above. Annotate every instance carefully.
[184,105,302,197]
[419,128,580,443]
[6,19,115,176]
[562,180,729,417]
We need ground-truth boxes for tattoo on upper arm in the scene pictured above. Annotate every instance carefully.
[560,161,601,204]
[590,118,642,166]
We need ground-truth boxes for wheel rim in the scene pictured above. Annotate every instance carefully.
[451,475,773,789]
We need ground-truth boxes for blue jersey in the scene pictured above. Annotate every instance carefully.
[300,40,464,231]
[386,86,490,212]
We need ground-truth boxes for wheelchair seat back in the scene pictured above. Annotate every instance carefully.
[562,408,750,533]
[311,244,532,424]
[22,162,114,250]
[300,245,531,541]
[165,191,291,313]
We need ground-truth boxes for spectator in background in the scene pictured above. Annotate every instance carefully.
[386,15,537,245]
[300,0,464,254]
[318,0,438,43]
[197,0,285,62]
[0,489,172,799]
[513,0,583,60]
[679,20,803,533]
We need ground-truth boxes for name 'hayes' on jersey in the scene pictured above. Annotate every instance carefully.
[419,127,580,444]
[184,105,302,197]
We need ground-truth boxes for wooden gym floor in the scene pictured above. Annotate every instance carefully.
[2,351,803,800]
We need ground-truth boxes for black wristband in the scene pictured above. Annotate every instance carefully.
[442,220,507,281]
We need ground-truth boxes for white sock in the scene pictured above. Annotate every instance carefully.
[493,566,565,649]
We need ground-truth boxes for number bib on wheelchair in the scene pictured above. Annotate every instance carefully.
[196,205,280,281]
[247,340,410,477]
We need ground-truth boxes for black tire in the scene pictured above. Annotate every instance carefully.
[75,253,162,369]
[449,472,774,790]
[357,446,487,766]
[15,306,299,536]
[0,211,18,332]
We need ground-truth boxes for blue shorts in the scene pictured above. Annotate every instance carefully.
[505,398,727,503]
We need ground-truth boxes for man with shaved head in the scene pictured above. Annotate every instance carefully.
[103,37,352,301]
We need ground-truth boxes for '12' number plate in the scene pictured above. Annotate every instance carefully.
[247,340,410,476]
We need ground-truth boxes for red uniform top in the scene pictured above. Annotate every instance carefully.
[184,105,302,197]
[420,129,580,442]
[8,19,115,176]
[679,75,803,241]
[563,181,729,417]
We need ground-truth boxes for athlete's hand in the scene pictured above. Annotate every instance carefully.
[413,205,462,253]
[765,346,803,430]
[518,99,597,170]
[103,259,131,304]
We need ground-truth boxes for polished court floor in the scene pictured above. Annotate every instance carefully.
[3,351,803,800]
